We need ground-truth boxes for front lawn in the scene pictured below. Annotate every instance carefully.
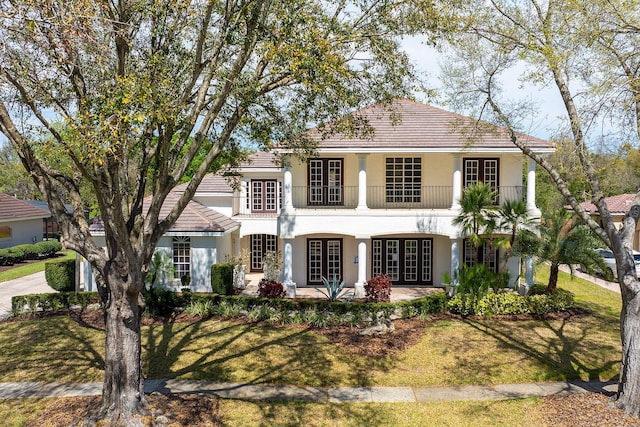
[0,264,624,425]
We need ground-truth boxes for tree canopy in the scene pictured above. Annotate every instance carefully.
[0,0,441,422]
[439,0,640,417]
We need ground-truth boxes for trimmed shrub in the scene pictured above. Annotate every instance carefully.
[11,291,100,317]
[7,246,25,263]
[258,279,286,298]
[144,288,185,317]
[0,248,19,266]
[211,263,234,295]
[447,289,575,317]
[45,259,75,291]
[14,244,39,260]
[365,274,391,302]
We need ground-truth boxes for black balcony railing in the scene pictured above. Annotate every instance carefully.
[234,185,524,213]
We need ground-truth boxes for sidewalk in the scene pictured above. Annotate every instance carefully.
[558,265,620,293]
[0,379,618,402]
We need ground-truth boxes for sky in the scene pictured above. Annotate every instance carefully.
[0,37,568,147]
[400,36,567,141]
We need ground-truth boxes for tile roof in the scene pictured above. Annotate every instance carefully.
[240,151,280,169]
[0,193,51,222]
[576,194,637,215]
[174,174,234,194]
[299,99,554,153]
[89,192,239,234]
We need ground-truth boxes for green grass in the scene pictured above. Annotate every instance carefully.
[0,397,545,427]
[0,250,76,283]
[218,399,545,427]
[0,263,623,424]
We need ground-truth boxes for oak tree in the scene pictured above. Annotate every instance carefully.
[0,0,433,422]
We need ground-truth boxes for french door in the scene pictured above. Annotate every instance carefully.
[307,238,342,285]
[372,238,433,285]
[250,234,278,272]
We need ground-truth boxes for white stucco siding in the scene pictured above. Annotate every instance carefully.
[432,237,452,286]
[0,219,44,249]
[187,238,216,292]
[279,211,460,239]
[500,155,524,187]
[193,196,234,217]
[238,217,279,238]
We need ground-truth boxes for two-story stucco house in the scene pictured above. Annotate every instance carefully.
[86,100,554,294]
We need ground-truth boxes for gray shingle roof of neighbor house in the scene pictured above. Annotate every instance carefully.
[0,193,51,222]
[574,194,638,215]
[289,99,555,153]
[25,200,74,215]
[89,192,239,234]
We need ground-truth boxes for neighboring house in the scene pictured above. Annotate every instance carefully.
[25,200,74,240]
[0,193,50,249]
[86,99,555,294]
[573,194,640,251]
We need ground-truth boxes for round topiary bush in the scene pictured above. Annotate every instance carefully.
[45,259,75,291]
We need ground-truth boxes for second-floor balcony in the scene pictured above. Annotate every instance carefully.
[288,185,524,210]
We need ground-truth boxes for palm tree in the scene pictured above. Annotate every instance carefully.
[495,199,537,287]
[453,182,499,264]
[519,209,605,294]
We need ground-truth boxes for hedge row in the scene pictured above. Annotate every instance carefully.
[182,291,449,327]
[11,291,101,316]
[0,240,62,266]
[447,288,575,317]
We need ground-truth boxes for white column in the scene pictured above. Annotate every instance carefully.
[526,157,540,216]
[239,180,248,214]
[451,155,462,209]
[283,165,294,212]
[525,256,534,288]
[282,238,296,297]
[355,238,368,298]
[83,258,94,292]
[357,154,368,210]
[449,238,460,295]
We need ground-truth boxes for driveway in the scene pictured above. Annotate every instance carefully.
[0,271,55,319]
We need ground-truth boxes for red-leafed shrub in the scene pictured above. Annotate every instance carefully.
[258,279,286,298]
[365,274,391,302]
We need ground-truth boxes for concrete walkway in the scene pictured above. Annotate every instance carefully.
[0,271,54,319]
[0,379,618,402]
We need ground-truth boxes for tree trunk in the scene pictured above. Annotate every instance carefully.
[97,280,146,424]
[613,277,640,417]
[547,263,559,294]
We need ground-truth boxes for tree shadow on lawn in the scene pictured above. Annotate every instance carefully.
[142,318,395,388]
[0,314,106,382]
[460,315,620,382]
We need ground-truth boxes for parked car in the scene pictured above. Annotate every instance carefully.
[595,248,640,279]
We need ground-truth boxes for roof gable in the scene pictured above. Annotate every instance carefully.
[299,99,554,153]
[0,193,51,222]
